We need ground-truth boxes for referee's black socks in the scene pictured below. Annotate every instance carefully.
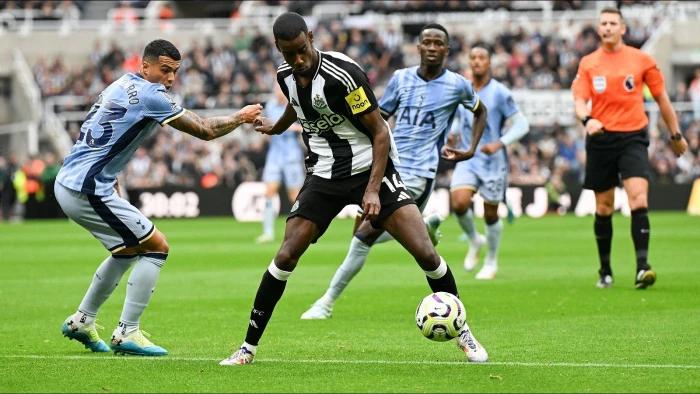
[631,208,650,271]
[594,214,613,275]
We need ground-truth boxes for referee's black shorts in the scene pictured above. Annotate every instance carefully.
[583,128,651,192]
[288,159,415,242]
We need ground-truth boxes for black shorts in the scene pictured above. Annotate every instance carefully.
[288,160,416,242]
[584,129,651,192]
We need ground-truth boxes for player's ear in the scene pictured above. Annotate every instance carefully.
[141,59,150,76]
[307,31,314,45]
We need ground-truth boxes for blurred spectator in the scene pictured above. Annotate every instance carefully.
[28,12,696,191]
[688,68,700,121]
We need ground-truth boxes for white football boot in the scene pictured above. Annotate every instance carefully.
[464,234,486,271]
[220,345,256,366]
[300,300,333,320]
[475,260,497,280]
[457,326,488,363]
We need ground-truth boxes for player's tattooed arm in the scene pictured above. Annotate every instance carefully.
[442,103,488,161]
[357,108,390,221]
[168,104,262,141]
[255,103,298,135]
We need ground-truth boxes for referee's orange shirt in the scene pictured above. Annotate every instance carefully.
[572,44,665,132]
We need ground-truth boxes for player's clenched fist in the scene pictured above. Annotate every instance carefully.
[235,104,263,123]
[254,117,275,135]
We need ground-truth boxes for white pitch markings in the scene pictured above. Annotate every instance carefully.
[1,355,699,369]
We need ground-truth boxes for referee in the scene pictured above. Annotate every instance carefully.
[572,7,688,289]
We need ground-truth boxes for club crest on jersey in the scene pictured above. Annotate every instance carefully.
[593,76,606,93]
[623,74,635,92]
[313,94,327,110]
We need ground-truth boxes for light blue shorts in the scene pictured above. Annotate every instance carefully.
[450,162,508,204]
[399,172,435,212]
[55,182,155,252]
[261,158,305,190]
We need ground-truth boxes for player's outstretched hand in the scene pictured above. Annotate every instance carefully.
[254,117,275,135]
[585,118,604,136]
[480,141,504,155]
[361,190,381,222]
[441,146,474,162]
[670,134,688,157]
[236,104,263,124]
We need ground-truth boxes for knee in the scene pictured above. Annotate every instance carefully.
[274,246,299,272]
[151,231,170,254]
[628,193,648,211]
[484,205,499,224]
[596,199,614,216]
[134,230,169,255]
[415,247,441,270]
[451,197,471,216]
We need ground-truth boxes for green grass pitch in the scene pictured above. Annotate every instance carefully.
[1,212,699,392]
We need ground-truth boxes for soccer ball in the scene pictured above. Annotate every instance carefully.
[415,292,466,342]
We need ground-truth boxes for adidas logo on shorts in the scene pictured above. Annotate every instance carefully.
[397,191,411,201]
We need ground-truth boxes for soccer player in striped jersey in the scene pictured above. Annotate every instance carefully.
[220,13,488,366]
[300,24,488,320]
[449,47,530,280]
[56,39,261,356]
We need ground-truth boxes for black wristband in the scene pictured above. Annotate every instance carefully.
[670,133,683,141]
[581,116,592,127]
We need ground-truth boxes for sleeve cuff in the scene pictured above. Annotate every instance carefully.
[160,108,186,126]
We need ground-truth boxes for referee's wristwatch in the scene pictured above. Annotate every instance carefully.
[670,133,683,141]
[581,116,593,127]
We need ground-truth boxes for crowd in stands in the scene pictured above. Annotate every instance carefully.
[0,0,84,21]
[24,11,700,203]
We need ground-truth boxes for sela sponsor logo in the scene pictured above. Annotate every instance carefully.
[345,86,371,115]
[298,113,345,134]
[593,76,606,93]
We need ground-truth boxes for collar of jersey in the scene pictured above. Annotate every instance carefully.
[293,49,323,86]
[415,67,447,83]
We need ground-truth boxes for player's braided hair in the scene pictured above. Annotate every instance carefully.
[273,12,308,41]
[143,39,181,62]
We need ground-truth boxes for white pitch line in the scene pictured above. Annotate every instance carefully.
[1,355,699,370]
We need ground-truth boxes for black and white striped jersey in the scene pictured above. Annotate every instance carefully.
[277,50,398,180]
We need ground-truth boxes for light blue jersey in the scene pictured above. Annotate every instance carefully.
[450,78,519,202]
[264,98,303,164]
[262,98,305,188]
[57,73,184,196]
[379,67,480,179]
[452,78,518,172]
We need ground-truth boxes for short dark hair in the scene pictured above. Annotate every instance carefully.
[273,12,308,41]
[600,6,624,21]
[420,23,449,42]
[143,39,181,62]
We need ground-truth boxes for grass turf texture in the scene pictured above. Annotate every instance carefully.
[1,213,699,393]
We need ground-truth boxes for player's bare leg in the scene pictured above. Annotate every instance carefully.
[476,202,501,280]
[383,204,488,362]
[452,188,486,271]
[623,177,655,289]
[222,217,317,365]
[594,188,615,288]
